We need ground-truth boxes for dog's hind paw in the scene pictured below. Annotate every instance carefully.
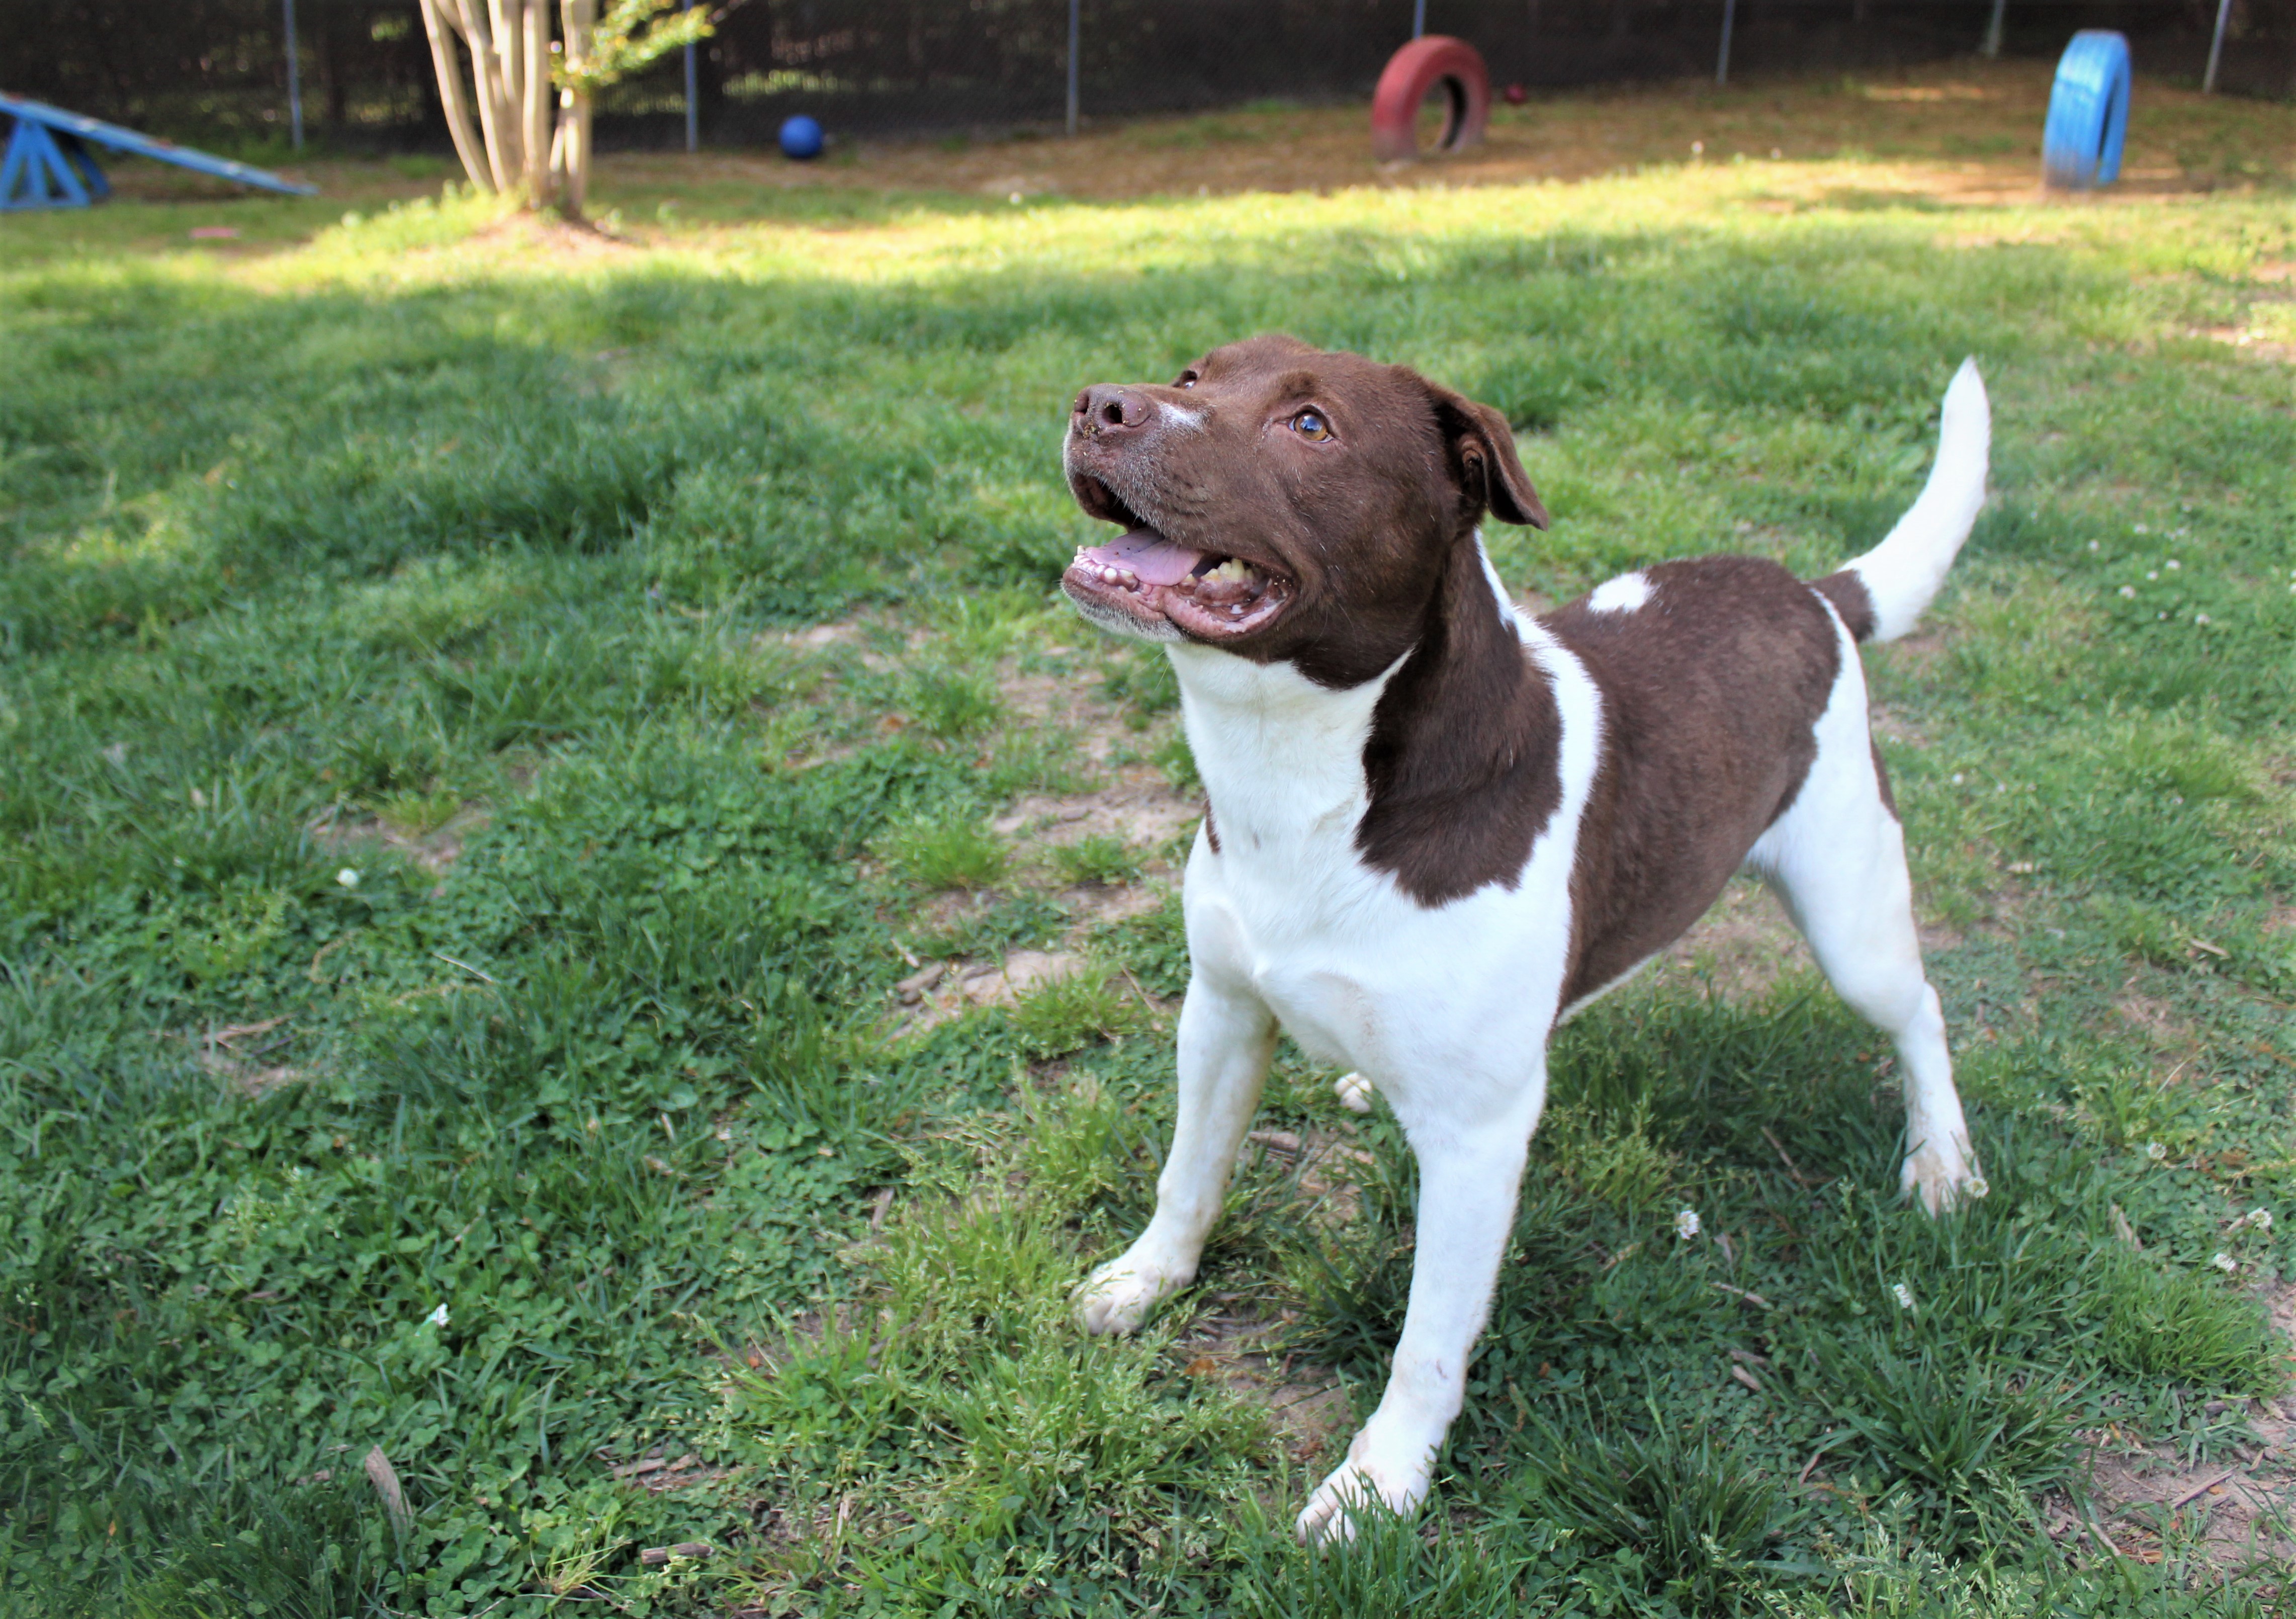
[1332,1071,1375,1114]
[1073,1250,1189,1336]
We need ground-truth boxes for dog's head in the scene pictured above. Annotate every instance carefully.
[1061,333,1545,687]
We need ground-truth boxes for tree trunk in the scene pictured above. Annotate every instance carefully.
[558,0,598,215]
[522,0,553,200]
[417,0,494,189]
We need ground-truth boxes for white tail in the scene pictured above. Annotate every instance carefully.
[1840,360,1990,642]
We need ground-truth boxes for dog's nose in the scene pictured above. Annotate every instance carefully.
[1073,384,1152,437]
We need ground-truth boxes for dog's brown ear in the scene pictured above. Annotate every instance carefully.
[1430,386,1548,530]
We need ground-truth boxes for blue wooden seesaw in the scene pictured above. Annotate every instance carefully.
[2,92,317,212]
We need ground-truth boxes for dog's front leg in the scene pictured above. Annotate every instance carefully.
[1297,1119,1532,1544]
[1074,974,1276,1335]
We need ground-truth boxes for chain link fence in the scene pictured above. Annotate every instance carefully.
[3,0,2288,154]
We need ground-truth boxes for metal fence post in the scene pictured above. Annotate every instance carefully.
[1067,0,1081,135]
[1412,0,1428,37]
[283,0,303,150]
[1717,0,1735,84]
[2203,0,2232,92]
[1981,0,2007,58]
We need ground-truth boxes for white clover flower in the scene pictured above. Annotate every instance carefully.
[2165,558,2180,570]
[2087,540,2099,552]
[2146,570,2159,581]
[2252,1209,2274,1233]
[1952,773,1966,785]
[1892,1282,1915,1311]
[2145,1140,2167,1161]
[425,1303,450,1327]
[2134,524,2149,534]
[2194,614,2211,626]
[1674,1209,1702,1240]
[1966,1176,1990,1200]
[336,868,361,888]
[2213,1252,2238,1274]
[2118,585,2137,599]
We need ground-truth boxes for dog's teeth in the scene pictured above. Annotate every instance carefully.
[1229,604,1244,617]
[1120,569,1138,586]
[1101,567,1118,583]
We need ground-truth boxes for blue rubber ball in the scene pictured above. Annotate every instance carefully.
[779,115,824,161]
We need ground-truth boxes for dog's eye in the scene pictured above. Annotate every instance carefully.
[1175,370,1199,389]
[1291,409,1332,441]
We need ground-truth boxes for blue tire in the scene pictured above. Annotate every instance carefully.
[2043,31,2130,189]
[779,115,825,161]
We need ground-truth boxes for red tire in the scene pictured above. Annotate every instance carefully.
[1370,36,1490,163]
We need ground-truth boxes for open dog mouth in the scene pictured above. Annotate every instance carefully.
[1062,477,1292,639]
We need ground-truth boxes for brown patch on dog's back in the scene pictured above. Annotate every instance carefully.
[1550,557,1841,1009]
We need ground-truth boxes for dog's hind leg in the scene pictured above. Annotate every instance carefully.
[1752,715,1980,1215]
[1074,974,1277,1335]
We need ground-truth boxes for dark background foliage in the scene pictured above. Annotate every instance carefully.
[2,0,2289,154]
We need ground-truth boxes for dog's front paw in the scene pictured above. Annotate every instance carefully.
[1332,1071,1375,1114]
[1294,1423,1438,1545]
[1073,1248,1191,1336]
[1901,1137,1986,1215]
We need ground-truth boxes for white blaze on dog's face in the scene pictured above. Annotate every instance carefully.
[1059,333,1547,690]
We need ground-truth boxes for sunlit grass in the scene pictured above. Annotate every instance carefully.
[3,116,2292,1616]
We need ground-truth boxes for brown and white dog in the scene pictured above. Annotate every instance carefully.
[1056,334,1990,1542]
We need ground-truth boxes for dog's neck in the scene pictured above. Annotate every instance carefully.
[1167,638,1395,858]
[1168,533,1566,903]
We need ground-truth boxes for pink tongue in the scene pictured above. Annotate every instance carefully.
[1081,528,1207,587]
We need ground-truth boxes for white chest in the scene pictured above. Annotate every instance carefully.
[1169,626,1604,1107]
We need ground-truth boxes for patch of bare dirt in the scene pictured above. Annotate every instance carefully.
[2032,1285,2296,1572]
[1651,877,1810,1003]
[458,211,638,261]
[603,1445,727,1495]
[2198,325,2296,366]
[589,58,2287,209]
[177,1015,305,1096]
[1170,1298,1356,1470]
[1867,700,1933,748]
[993,785,1200,858]
[2115,988,2210,1071]
[315,807,490,879]
[1247,1126,1377,1228]
[2047,1405,2296,1569]
[889,947,1089,1037]
[779,620,864,652]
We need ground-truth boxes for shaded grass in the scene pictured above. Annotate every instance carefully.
[1,152,2291,1615]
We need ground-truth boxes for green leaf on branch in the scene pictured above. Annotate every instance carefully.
[556,0,715,97]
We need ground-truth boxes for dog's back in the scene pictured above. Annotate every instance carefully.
[1545,554,1845,1008]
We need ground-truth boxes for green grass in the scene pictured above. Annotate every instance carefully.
[2,145,2293,1617]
